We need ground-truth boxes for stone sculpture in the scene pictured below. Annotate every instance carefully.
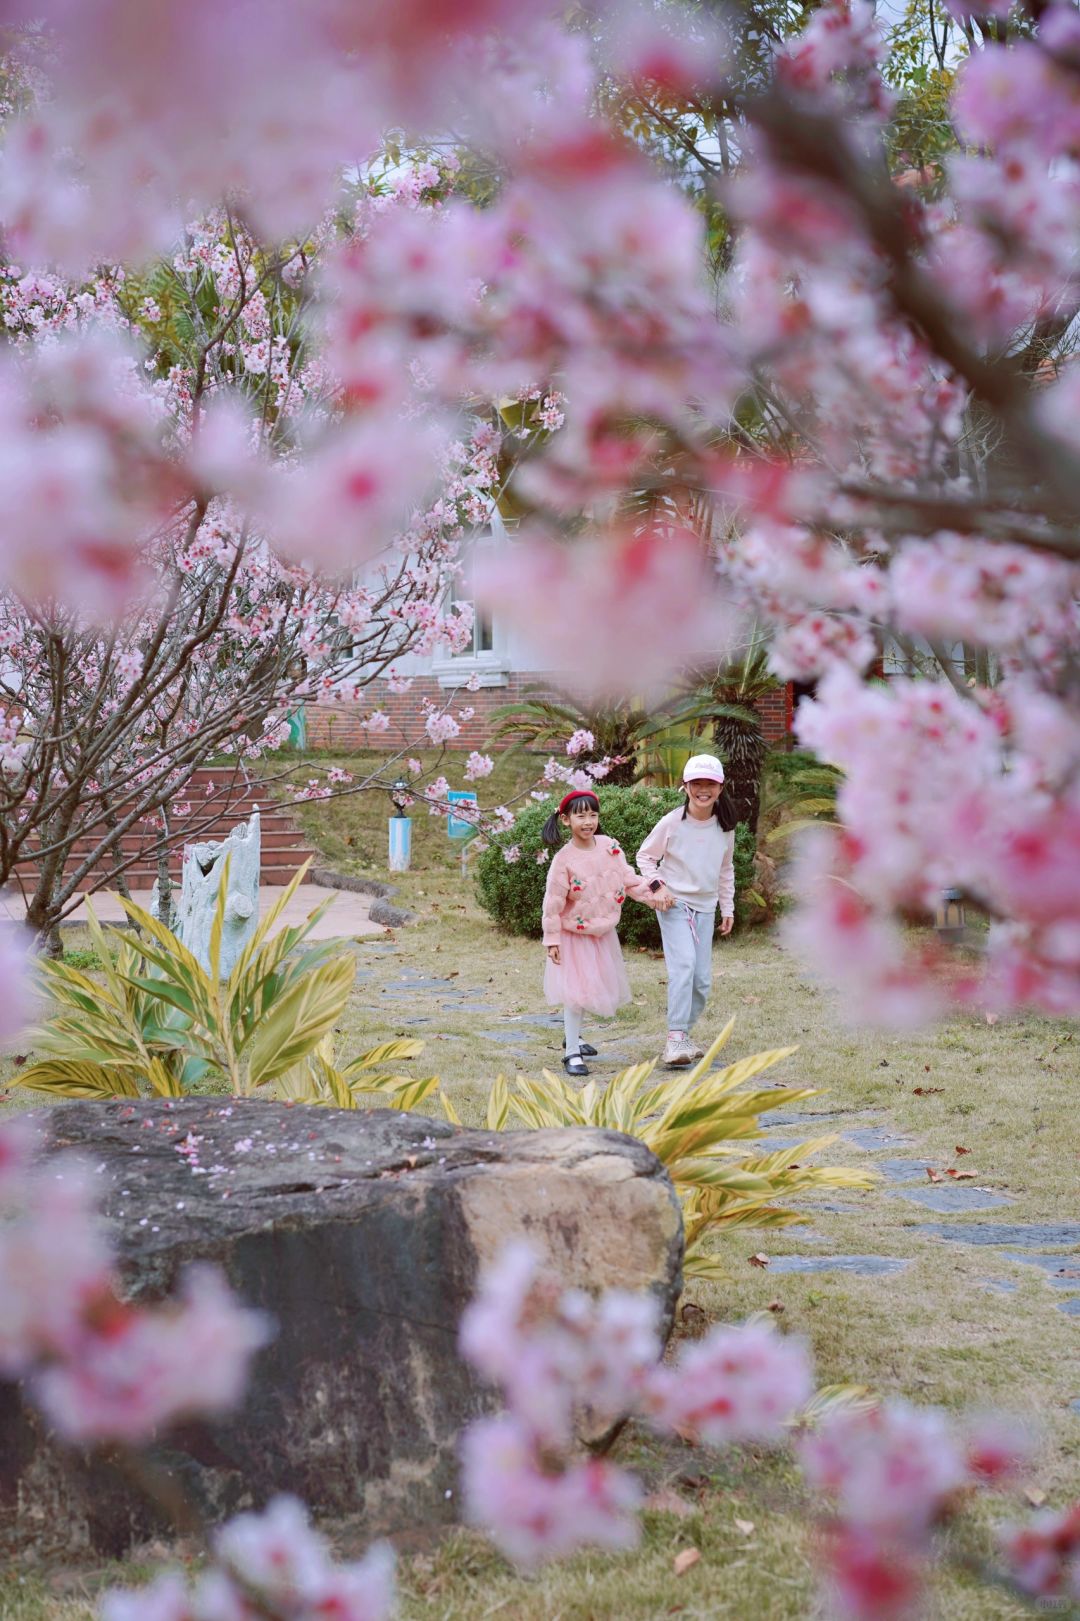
[176,808,260,978]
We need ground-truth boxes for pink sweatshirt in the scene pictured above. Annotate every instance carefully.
[541,835,658,946]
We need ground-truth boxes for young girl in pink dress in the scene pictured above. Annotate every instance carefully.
[541,789,670,1077]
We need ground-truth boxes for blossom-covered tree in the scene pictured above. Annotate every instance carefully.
[0,215,481,944]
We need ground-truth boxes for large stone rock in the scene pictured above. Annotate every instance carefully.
[0,1099,682,1556]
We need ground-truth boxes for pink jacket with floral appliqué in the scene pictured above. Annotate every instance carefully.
[541,835,658,947]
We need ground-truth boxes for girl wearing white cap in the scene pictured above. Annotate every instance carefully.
[636,754,737,1067]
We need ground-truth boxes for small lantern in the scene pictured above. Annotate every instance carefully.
[935,887,967,943]
[388,777,412,872]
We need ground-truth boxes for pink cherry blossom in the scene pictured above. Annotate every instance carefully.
[820,1527,926,1621]
[798,1400,969,1536]
[0,926,37,1042]
[475,524,738,699]
[464,751,495,781]
[103,1496,395,1621]
[33,1263,271,1443]
[999,1502,1080,1601]
[0,1126,268,1445]
[425,712,462,745]
[644,1319,813,1447]
[461,1413,642,1570]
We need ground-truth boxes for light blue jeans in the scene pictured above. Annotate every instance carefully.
[658,904,716,1033]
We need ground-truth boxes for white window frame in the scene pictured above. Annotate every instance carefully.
[431,511,512,688]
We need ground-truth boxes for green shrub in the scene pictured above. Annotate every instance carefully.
[475,785,752,949]
[733,821,757,926]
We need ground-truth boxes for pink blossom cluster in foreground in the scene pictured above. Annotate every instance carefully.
[0,1118,268,1442]
[102,1496,394,1621]
[458,1244,1072,1616]
[458,1243,812,1567]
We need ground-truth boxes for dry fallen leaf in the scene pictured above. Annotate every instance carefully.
[1024,1488,1047,1508]
[767,1300,785,1314]
[673,1548,701,1577]
[945,1168,977,1180]
[926,1168,944,1183]
[747,1252,770,1269]
[986,1012,999,1025]
[913,1086,945,1096]
[955,1145,971,1155]
[734,1519,756,1536]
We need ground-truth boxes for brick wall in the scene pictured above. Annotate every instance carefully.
[307,675,795,753]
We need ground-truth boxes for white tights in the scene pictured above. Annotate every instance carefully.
[563,1003,584,1055]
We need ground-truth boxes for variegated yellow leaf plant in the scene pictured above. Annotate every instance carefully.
[483,1019,876,1278]
[15,860,356,1100]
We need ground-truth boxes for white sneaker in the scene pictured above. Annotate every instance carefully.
[687,1041,705,1062]
[663,1036,694,1068]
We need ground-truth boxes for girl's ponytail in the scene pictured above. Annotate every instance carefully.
[541,810,565,849]
[715,786,739,832]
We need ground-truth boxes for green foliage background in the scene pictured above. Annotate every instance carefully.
[475,785,754,947]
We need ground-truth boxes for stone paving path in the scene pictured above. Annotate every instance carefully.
[350,944,1080,1324]
[55,882,386,941]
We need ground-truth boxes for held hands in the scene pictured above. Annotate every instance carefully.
[654,885,676,911]
[547,944,561,965]
[719,915,734,936]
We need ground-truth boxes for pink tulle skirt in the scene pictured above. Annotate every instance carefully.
[544,928,632,1017]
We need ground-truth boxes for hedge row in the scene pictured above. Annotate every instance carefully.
[474,785,754,949]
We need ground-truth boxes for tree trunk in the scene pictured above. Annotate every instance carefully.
[154,802,175,928]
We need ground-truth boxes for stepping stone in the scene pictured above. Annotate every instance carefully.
[892,1186,1014,1213]
[920,1222,1080,1247]
[1057,1299,1080,1317]
[844,1128,914,1151]
[767,1255,911,1277]
[746,1137,806,1152]
[454,1002,498,1014]
[1005,1255,1080,1288]
[1071,1400,1080,1413]
[979,1279,1019,1294]
[765,1108,848,1126]
[503,1013,563,1029]
[876,1159,935,1183]
[789,1199,862,1214]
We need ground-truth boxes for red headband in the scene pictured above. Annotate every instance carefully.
[558,789,599,815]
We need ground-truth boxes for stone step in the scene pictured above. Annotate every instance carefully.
[72,857,318,891]
[56,825,310,856]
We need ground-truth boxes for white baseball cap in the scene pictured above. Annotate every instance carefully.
[683,753,725,785]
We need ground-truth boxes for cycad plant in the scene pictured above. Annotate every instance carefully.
[482,1020,875,1280]
[703,629,779,833]
[487,687,719,787]
[14,863,356,1099]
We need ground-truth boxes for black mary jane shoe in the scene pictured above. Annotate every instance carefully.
[564,1042,598,1058]
[562,1051,590,1078]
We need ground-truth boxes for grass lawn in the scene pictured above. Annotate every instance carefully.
[2,749,1077,1619]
